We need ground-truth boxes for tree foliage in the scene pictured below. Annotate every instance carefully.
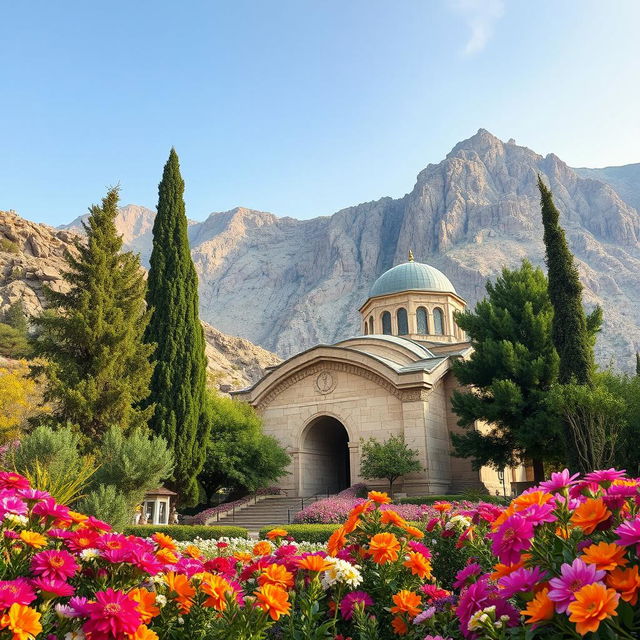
[143,149,209,506]
[0,324,30,358]
[359,435,422,496]
[76,484,133,532]
[450,261,562,480]
[30,187,154,441]
[0,362,43,443]
[3,301,28,334]
[199,393,290,502]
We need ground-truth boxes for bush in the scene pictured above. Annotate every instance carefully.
[77,484,133,531]
[123,524,249,540]
[397,493,509,506]
[0,238,20,254]
[259,524,341,543]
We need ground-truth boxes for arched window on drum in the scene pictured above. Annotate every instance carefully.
[396,308,409,335]
[368,316,374,335]
[433,307,444,335]
[382,311,392,335]
[416,306,428,335]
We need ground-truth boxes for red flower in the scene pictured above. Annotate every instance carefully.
[82,588,141,638]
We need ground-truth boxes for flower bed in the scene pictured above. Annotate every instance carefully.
[123,524,249,541]
[2,469,640,638]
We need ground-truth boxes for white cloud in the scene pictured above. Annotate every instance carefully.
[448,0,505,55]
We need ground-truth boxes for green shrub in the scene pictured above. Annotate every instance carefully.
[259,522,424,543]
[123,525,249,540]
[77,485,132,531]
[0,238,20,254]
[396,494,509,506]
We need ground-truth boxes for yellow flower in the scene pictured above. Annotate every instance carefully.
[19,531,47,549]
[0,604,42,640]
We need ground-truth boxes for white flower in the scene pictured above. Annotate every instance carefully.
[80,548,100,561]
[177,617,184,625]
[320,558,363,589]
[156,594,167,607]
[468,610,485,631]
[4,513,27,527]
[64,632,86,640]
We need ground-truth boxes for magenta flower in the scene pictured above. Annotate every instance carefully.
[615,517,640,554]
[498,566,547,598]
[85,515,112,532]
[423,636,453,640]
[130,551,163,576]
[0,472,30,491]
[421,584,450,601]
[0,579,36,608]
[584,469,626,484]
[521,503,556,526]
[67,596,91,617]
[453,563,482,589]
[490,514,534,565]
[408,540,432,558]
[0,492,27,518]
[82,588,141,638]
[32,498,71,523]
[339,591,374,620]
[547,558,605,613]
[31,577,76,598]
[540,469,580,492]
[30,549,78,581]
[18,488,50,502]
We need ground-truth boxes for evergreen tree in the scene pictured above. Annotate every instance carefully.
[31,187,154,441]
[144,149,209,506]
[635,352,640,377]
[3,300,28,334]
[450,261,563,481]
[538,176,601,385]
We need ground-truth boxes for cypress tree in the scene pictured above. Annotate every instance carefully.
[144,149,209,506]
[636,352,640,377]
[31,187,154,441]
[538,176,600,385]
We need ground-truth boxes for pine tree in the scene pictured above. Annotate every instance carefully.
[635,352,640,377]
[144,149,209,506]
[538,176,601,385]
[450,261,563,481]
[3,300,28,334]
[31,187,154,441]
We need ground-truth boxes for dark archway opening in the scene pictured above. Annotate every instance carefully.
[302,416,350,496]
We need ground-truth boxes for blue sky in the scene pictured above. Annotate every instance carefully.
[3,1,639,226]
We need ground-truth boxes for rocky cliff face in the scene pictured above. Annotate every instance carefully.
[128,130,638,369]
[574,164,640,213]
[0,211,279,389]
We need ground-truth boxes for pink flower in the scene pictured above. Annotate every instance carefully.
[32,498,71,524]
[82,588,141,638]
[407,540,432,558]
[453,563,482,589]
[0,579,36,609]
[490,514,534,565]
[18,488,50,502]
[130,551,163,576]
[615,517,640,554]
[421,584,450,601]
[85,516,112,532]
[67,596,91,617]
[539,469,580,492]
[0,472,30,491]
[339,591,374,620]
[547,558,605,613]
[30,549,78,581]
[413,606,435,624]
[31,577,75,598]
[498,566,547,598]
[0,492,27,517]
[423,636,453,640]
[584,469,626,484]
[521,503,556,526]
[175,557,205,577]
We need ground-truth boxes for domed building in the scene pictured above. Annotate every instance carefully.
[233,254,528,497]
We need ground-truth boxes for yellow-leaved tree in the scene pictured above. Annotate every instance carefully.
[0,360,44,443]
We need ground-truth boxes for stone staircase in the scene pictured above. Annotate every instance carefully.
[215,496,320,534]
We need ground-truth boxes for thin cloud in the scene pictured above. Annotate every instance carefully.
[448,0,505,55]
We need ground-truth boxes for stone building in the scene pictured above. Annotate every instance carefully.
[233,255,528,497]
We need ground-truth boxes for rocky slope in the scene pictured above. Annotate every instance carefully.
[0,211,279,389]
[574,164,640,212]
[104,130,640,369]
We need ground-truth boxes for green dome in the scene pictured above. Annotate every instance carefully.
[369,260,456,298]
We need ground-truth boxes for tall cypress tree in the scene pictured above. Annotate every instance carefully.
[538,176,601,385]
[32,187,154,441]
[144,149,209,506]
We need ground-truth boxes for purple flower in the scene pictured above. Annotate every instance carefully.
[498,566,547,598]
[413,606,435,624]
[339,591,373,620]
[540,469,580,492]
[490,514,533,565]
[423,636,453,640]
[547,558,605,613]
[615,517,640,554]
[453,563,482,589]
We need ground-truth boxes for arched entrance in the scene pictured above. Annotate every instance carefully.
[300,416,350,496]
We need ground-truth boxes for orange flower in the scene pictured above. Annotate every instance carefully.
[391,615,408,635]
[401,525,424,539]
[183,545,203,559]
[152,532,177,551]
[129,625,159,640]
[606,565,640,605]
[0,603,42,640]
[570,498,611,534]
[258,563,294,589]
[433,501,452,513]
[568,583,619,635]
[234,552,253,564]
[253,541,273,556]
[67,510,89,524]
[580,542,628,571]
[266,528,288,540]
[128,588,160,623]
[390,590,421,618]
[164,572,196,614]
[521,587,554,625]
[156,548,178,564]
[348,502,371,519]
[368,491,391,504]
[368,532,401,564]
[403,551,432,579]
[343,514,360,534]
[491,559,525,581]
[296,555,333,573]
[201,574,233,610]
[513,491,553,510]
[327,526,347,557]
[255,584,291,621]
[19,531,47,549]
[380,510,407,527]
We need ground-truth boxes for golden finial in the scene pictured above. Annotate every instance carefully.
[408,249,414,262]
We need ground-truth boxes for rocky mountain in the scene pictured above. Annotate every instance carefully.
[574,164,640,212]
[100,130,639,369]
[0,210,279,389]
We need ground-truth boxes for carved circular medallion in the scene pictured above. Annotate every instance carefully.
[315,371,336,395]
